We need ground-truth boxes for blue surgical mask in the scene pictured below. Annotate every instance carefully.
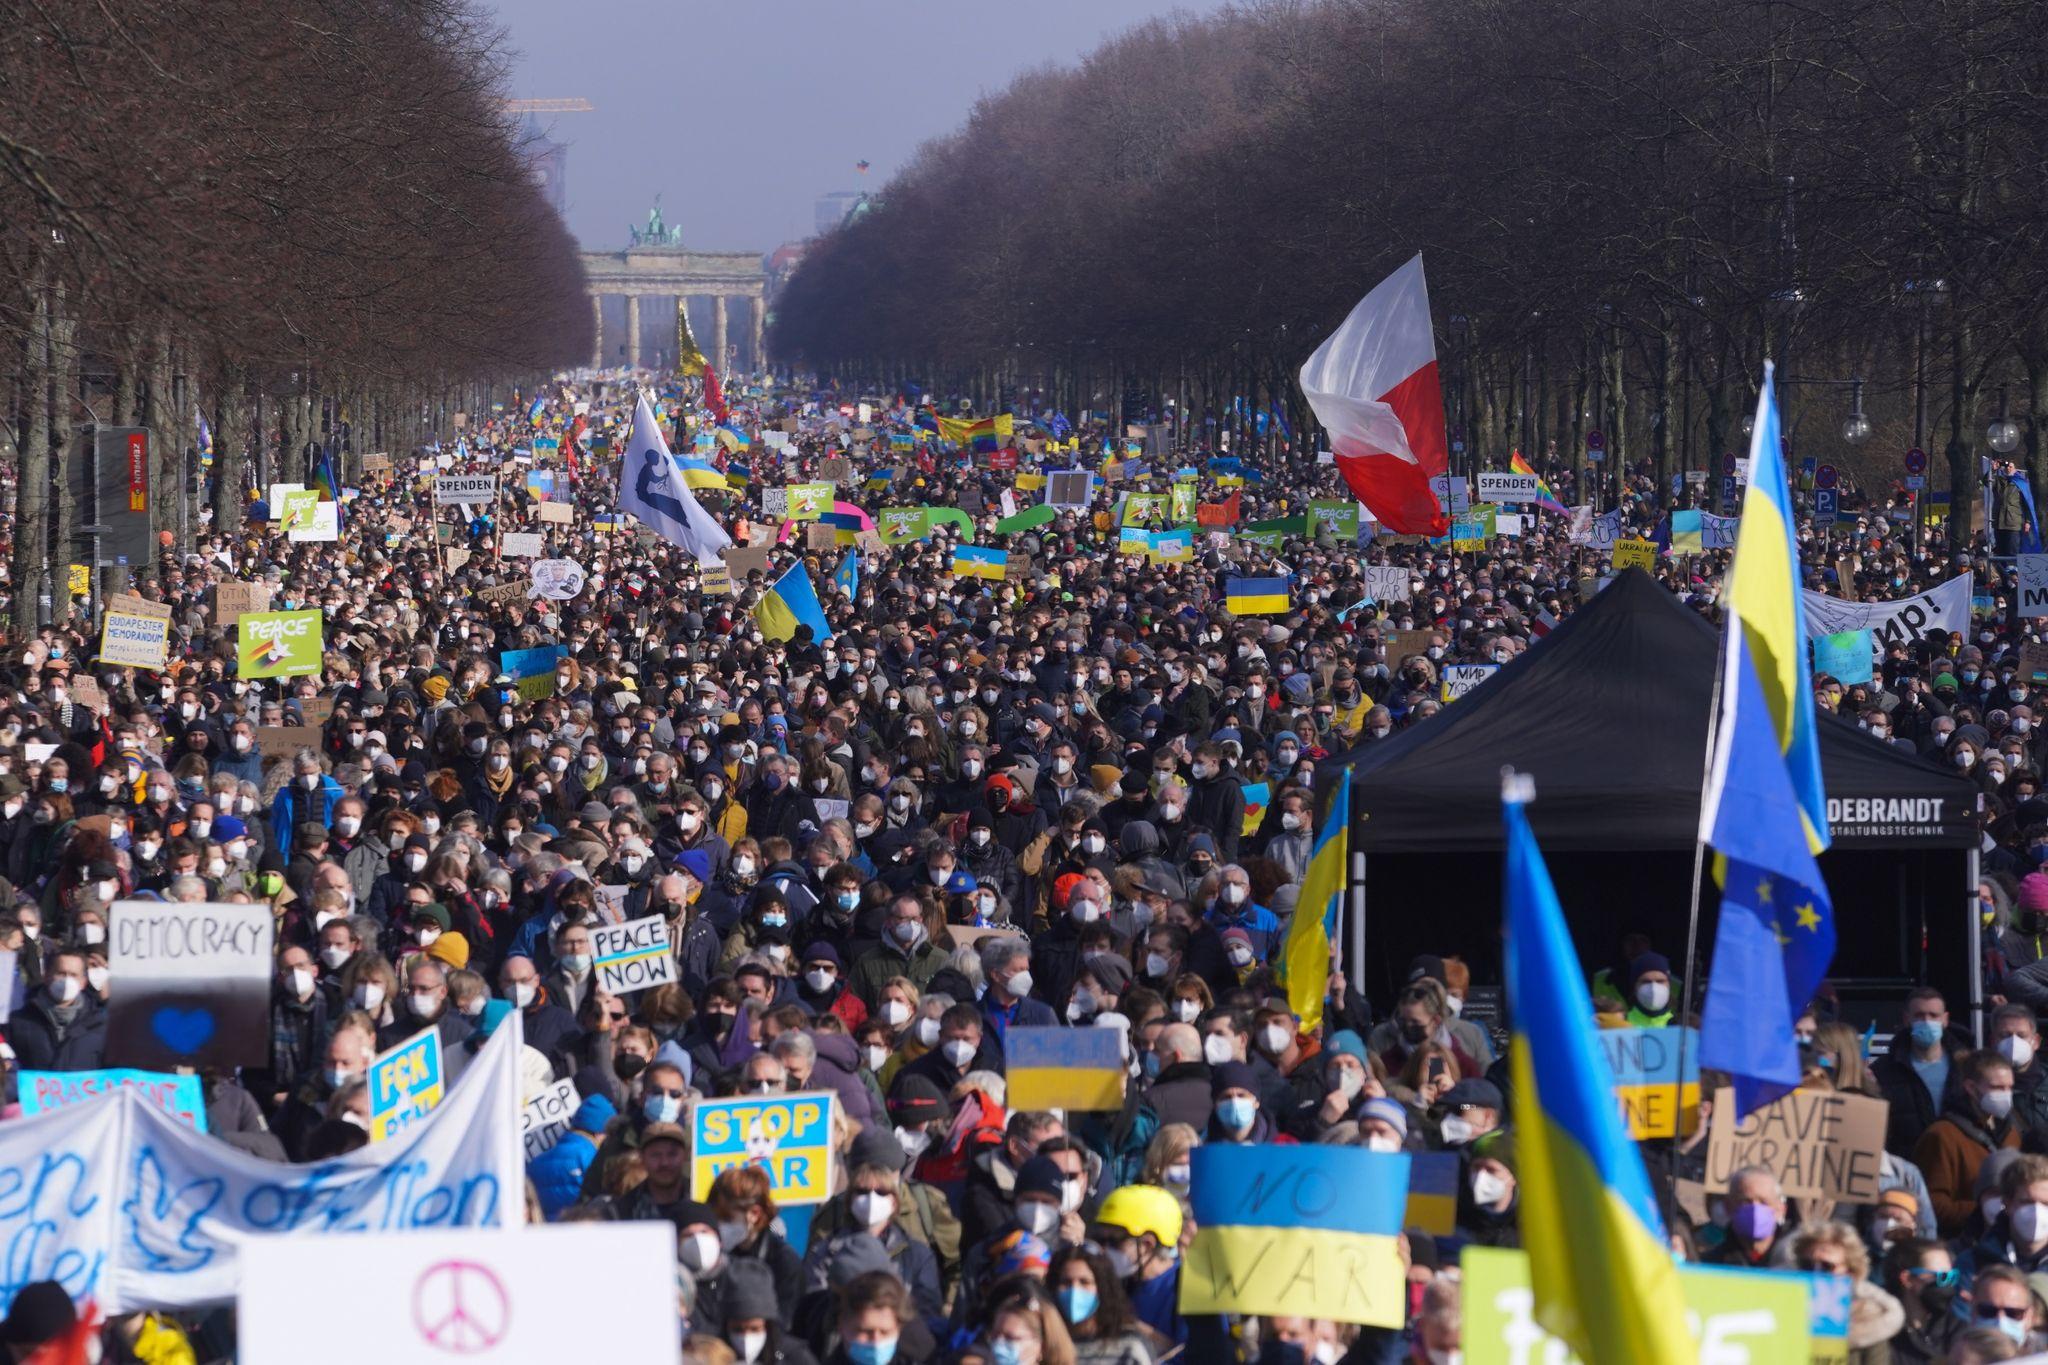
[1216,1096,1257,1132]
[1910,1020,1944,1048]
[846,1341,899,1365]
[643,1093,681,1125]
[989,1340,1026,1365]
[836,891,861,911]
[1057,1284,1099,1325]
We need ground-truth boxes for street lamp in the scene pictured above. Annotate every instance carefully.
[1988,383,2022,455]
[1841,378,1872,445]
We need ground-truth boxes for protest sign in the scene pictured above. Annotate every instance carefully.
[1439,663,1499,703]
[820,456,853,485]
[238,608,323,678]
[360,451,391,472]
[1307,499,1361,538]
[1477,471,1542,503]
[500,645,564,702]
[878,506,930,544]
[529,559,586,601]
[2022,641,2048,685]
[723,544,772,580]
[785,482,833,519]
[477,579,531,605]
[434,473,496,504]
[521,1078,580,1161]
[806,522,840,551]
[590,914,678,995]
[99,610,170,669]
[1595,1026,1700,1139]
[286,501,339,543]
[368,1027,445,1142]
[699,563,733,595]
[67,678,106,714]
[760,487,789,518]
[1812,629,1875,685]
[2022,555,2048,614]
[19,1069,208,1132]
[0,1015,523,1314]
[108,900,275,1070]
[1402,1151,1460,1236]
[1359,565,1412,604]
[1045,470,1093,511]
[300,695,334,726]
[1704,1086,1886,1202]
[108,591,172,620]
[266,482,305,516]
[1005,1027,1126,1111]
[536,500,574,525]
[1181,1144,1407,1326]
[1611,537,1657,571]
[690,1091,837,1204]
[1459,1246,1812,1365]
[211,581,274,628]
[500,531,544,558]
[1386,629,1434,665]
[66,564,89,597]
[241,1222,675,1365]
[255,725,321,765]
[1801,572,1971,647]
[279,488,320,532]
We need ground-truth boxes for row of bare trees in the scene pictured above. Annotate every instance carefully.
[0,0,593,632]
[772,0,2048,539]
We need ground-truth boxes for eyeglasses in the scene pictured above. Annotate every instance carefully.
[1976,1303,2030,1322]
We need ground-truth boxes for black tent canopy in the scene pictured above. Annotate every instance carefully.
[1329,569,1977,852]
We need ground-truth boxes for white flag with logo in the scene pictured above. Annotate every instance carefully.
[618,396,732,560]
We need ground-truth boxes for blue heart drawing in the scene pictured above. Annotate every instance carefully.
[151,1006,216,1055]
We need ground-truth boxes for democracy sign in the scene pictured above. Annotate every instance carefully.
[0,1013,523,1315]
[99,610,170,669]
[1459,1246,1812,1365]
[591,914,677,995]
[434,473,496,504]
[1180,1143,1407,1326]
[1704,1086,1887,1203]
[690,1091,837,1205]
[238,608,323,678]
[367,1027,445,1142]
[1801,571,1971,647]
[240,1223,676,1365]
[107,900,274,1070]
[19,1069,208,1132]
[1594,1026,1700,1139]
[521,1077,580,1161]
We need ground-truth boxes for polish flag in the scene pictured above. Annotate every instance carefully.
[1300,254,1450,535]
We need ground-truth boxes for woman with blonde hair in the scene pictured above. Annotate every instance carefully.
[983,1279,1077,1365]
[1137,1123,1200,1206]
[1812,1020,1882,1098]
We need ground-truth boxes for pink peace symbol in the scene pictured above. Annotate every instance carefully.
[410,1259,511,1355]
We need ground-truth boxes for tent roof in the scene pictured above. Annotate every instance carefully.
[1327,569,1978,851]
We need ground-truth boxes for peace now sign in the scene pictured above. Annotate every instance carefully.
[238,1225,677,1362]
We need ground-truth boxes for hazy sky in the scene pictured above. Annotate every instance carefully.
[483,0,1222,254]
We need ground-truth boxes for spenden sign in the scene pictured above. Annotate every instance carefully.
[434,473,497,505]
[1476,472,1541,504]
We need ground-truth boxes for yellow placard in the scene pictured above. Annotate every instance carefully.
[1611,537,1657,571]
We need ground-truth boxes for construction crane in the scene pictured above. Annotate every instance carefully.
[502,98,593,115]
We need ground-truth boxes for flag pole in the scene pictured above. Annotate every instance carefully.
[1672,604,1732,1157]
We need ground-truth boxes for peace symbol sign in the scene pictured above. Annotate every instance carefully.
[411,1259,511,1355]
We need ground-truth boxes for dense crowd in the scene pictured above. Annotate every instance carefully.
[0,373,2044,1365]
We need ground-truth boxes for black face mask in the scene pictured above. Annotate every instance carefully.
[1399,1019,1430,1045]
[702,1011,735,1040]
[614,1053,647,1082]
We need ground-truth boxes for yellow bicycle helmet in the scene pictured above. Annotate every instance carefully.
[1093,1182,1184,1245]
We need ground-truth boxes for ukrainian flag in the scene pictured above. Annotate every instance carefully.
[756,562,834,643]
[1005,1027,1123,1111]
[716,423,751,452]
[822,510,863,547]
[1226,576,1290,616]
[952,545,1007,580]
[1504,776,1694,1365]
[1278,774,1346,1033]
[592,513,622,533]
[1725,361,1830,856]
[1181,1143,1407,1326]
[673,455,727,493]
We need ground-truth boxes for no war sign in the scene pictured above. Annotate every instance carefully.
[690,1092,837,1205]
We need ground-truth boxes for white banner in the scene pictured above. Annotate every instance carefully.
[1702,512,1739,550]
[500,532,544,559]
[2020,555,2048,614]
[0,1014,523,1314]
[1568,506,1623,549]
[529,559,587,601]
[1358,565,1412,605]
[1801,572,1973,647]
[434,474,497,505]
[1476,472,1540,503]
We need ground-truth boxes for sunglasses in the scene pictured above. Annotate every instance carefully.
[1976,1303,2029,1322]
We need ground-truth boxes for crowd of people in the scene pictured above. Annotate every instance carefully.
[0,370,2039,1365]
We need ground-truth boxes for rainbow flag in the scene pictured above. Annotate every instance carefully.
[1505,777,1694,1363]
[951,545,1008,581]
[1510,451,1568,515]
[935,414,1013,453]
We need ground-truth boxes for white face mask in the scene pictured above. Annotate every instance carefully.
[850,1192,895,1230]
[1173,998,1201,1024]
[1636,981,1670,1013]
[2001,1035,2037,1070]
[290,967,317,998]
[914,1017,942,1048]
[863,1044,890,1073]
[352,982,384,1011]
[881,1000,911,1028]
[1472,1169,1512,1207]
[941,1039,976,1068]
[2015,1201,2048,1247]
[1367,1132,1403,1154]
[1203,1033,1236,1067]
[1260,1022,1292,1056]
[1439,1114,1475,1145]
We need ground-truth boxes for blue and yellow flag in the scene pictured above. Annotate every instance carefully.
[1226,576,1290,616]
[1725,362,1830,856]
[1181,1143,1407,1326]
[756,563,833,643]
[1504,778,1693,1364]
[1699,617,1835,1114]
[1278,774,1346,1033]
[672,454,728,492]
[951,545,1008,580]
[833,550,859,598]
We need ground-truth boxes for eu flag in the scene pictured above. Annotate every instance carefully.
[1699,619,1835,1115]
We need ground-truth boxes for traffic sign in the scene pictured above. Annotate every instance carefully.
[1904,447,1928,475]
[1585,429,1605,451]
[1905,475,1927,491]
[1816,464,1837,489]
[1814,489,1838,523]
[1722,452,1737,476]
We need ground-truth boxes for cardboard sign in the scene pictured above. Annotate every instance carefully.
[500,532,545,558]
[107,900,275,1070]
[1386,629,1434,664]
[806,522,840,551]
[238,608,323,678]
[536,501,574,525]
[1359,565,1412,605]
[1596,1026,1701,1139]
[300,696,335,727]
[361,451,392,473]
[434,473,497,504]
[19,1069,208,1132]
[1459,1246,1813,1365]
[723,544,772,580]
[690,1092,837,1204]
[941,924,1027,954]
[521,1078,580,1161]
[368,1027,445,1142]
[1704,1086,1887,1202]
[239,1224,678,1365]
[2021,641,2048,685]
[478,579,532,605]
[256,725,322,763]
[108,591,172,620]
[213,581,274,627]
[591,914,678,995]
[1004,1027,1126,1111]
[99,611,169,669]
[1438,663,1499,703]
[66,678,107,714]
[820,456,852,486]
[699,564,733,595]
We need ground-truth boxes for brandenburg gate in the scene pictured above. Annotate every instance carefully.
[580,205,767,371]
